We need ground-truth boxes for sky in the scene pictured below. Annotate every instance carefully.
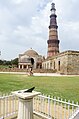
[0,0,79,60]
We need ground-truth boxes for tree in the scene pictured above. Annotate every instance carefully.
[11,58,18,67]
[0,60,3,65]
[3,60,11,65]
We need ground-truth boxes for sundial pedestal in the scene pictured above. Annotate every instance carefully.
[12,90,40,119]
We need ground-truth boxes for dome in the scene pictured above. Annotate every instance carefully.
[24,49,38,57]
[20,55,31,63]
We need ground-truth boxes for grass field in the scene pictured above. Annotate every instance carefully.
[0,73,79,102]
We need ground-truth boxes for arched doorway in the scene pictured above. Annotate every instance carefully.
[31,58,34,66]
[58,61,60,71]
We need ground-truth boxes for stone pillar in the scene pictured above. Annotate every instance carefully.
[46,63,47,69]
[22,65,24,69]
[12,90,40,119]
[27,65,29,70]
[19,65,20,69]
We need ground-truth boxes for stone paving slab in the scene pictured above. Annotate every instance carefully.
[34,114,43,119]
[15,115,44,119]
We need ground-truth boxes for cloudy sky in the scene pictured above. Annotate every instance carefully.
[0,0,79,60]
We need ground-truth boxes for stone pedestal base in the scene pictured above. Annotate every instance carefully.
[18,98,33,119]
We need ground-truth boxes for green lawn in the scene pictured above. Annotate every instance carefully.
[0,65,9,68]
[0,73,79,102]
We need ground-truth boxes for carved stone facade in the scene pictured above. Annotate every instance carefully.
[42,50,79,75]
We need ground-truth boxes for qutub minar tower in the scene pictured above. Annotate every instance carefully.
[47,3,60,57]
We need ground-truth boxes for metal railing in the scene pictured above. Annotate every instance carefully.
[0,94,79,119]
[33,95,79,119]
[0,94,18,119]
[69,108,79,119]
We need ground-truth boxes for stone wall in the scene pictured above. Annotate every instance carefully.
[54,54,68,74]
[42,52,68,74]
[42,50,79,75]
[67,52,79,75]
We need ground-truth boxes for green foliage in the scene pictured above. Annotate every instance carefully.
[3,60,12,65]
[0,65,9,68]
[11,58,18,66]
[0,60,4,65]
[0,74,79,102]
[0,58,18,68]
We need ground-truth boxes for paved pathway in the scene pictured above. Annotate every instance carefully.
[33,73,61,76]
[0,71,79,76]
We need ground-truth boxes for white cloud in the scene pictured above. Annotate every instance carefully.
[54,0,79,52]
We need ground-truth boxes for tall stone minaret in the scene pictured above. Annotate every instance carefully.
[47,2,60,57]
